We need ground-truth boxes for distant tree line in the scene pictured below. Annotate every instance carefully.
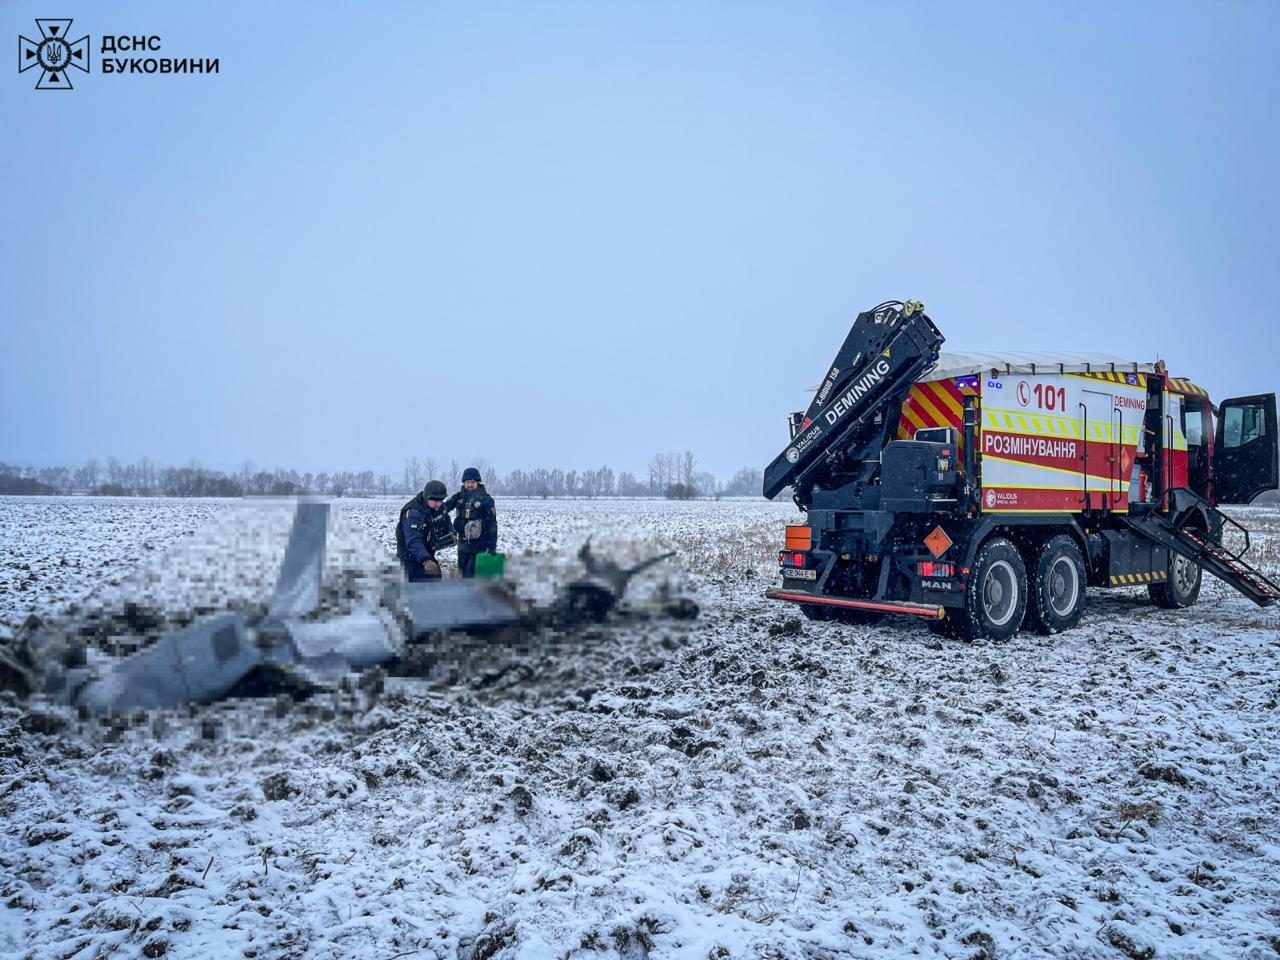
[0,456,766,500]
[407,453,763,500]
[0,459,395,499]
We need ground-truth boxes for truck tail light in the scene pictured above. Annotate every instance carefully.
[779,551,807,567]
[917,561,955,578]
[784,525,811,550]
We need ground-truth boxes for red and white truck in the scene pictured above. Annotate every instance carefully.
[763,301,1278,639]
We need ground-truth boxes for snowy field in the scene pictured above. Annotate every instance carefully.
[1,495,1279,960]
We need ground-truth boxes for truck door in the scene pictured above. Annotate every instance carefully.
[1178,394,1210,498]
[1081,388,1121,509]
[1213,394,1278,504]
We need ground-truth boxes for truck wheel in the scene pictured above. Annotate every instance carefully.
[1027,535,1086,634]
[1148,552,1202,609]
[955,538,1027,641]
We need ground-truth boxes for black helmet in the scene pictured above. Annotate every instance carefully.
[423,479,447,500]
[461,466,482,483]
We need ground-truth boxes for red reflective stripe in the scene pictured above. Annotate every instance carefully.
[768,591,945,619]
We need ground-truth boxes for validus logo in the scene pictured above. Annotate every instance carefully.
[18,19,90,89]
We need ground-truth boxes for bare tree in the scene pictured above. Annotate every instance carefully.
[648,453,673,495]
[724,466,763,497]
[424,457,440,484]
[77,458,99,491]
[680,451,697,487]
[403,456,422,492]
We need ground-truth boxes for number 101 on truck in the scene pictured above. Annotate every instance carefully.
[763,300,1279,640]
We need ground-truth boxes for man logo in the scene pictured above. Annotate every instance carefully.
[18,19,89,90]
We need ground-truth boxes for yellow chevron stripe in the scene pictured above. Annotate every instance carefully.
[1065,371,1147,389]
[983,409,1139,443]
[1168,378,1208,396]
[901,403,927,433]
[923,379,964,422]
[1107,571,1168,585]
[912,385,953,433]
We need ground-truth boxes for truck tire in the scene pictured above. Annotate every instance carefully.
[1148,552,1202,609]
[1027,535,1086,635]
[953,537,1027,641]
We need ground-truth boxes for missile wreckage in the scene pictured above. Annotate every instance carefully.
[0,501,695,714]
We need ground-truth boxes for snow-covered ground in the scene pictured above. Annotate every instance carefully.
[1,496,1278,959]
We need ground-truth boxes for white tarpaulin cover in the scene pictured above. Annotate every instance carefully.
[924,351,1154,381]
[809,352,1156,392]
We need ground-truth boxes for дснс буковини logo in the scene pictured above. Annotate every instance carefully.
[18,19,90,89]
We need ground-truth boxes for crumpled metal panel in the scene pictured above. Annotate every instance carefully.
[76,612,259,714]
[285,609,403,675]
[401,579,524,635]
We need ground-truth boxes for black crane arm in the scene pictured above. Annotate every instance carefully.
[762,301,945,502]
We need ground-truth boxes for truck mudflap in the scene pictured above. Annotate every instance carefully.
[765,588,945,620]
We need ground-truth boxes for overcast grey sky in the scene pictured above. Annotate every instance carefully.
[2,1,1277,481]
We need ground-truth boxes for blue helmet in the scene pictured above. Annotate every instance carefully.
[461,467,482,483]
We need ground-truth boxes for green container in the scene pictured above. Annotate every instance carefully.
[474,551,506,579]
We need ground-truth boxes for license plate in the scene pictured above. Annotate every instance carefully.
[782,568,817,580]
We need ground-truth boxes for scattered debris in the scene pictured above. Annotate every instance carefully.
[0,502,694,714]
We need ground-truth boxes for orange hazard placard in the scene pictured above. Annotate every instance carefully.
[924,525,953,559]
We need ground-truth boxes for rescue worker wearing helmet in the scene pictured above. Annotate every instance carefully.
[396,480,457,581]
[444,466,498,578]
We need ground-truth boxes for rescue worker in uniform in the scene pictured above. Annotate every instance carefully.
[396,480,456,581]
[444,466,498,578]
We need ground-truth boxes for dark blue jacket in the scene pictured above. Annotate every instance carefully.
[396,494,453,563]
[445,484,498,554]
